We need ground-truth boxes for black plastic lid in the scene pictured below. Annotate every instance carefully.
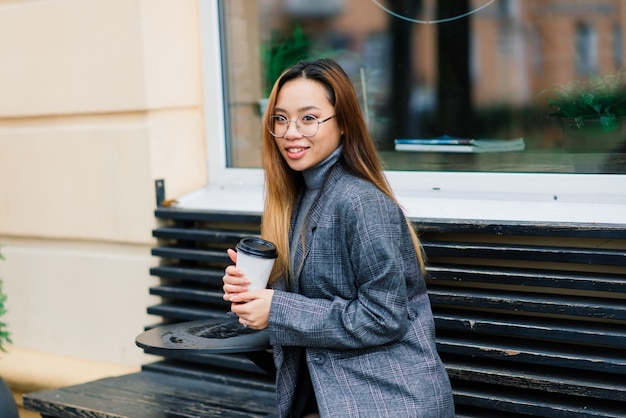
[236,237,277,259]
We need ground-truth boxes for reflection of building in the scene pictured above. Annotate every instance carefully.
[526,0,624,93]
[224,0,625,162]
[258,0,625,109]
[428,0,625,107]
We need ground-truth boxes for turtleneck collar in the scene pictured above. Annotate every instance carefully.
[302,145,343,190]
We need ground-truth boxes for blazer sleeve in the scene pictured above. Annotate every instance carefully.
[268,183,418,349]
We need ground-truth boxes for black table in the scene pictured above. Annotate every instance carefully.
[136,316,271,356]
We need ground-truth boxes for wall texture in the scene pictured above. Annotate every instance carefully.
[0,0,207,369]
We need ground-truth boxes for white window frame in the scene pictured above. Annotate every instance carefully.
[192,1,626,224]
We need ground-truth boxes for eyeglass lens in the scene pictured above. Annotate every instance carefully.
[270,116,321,137]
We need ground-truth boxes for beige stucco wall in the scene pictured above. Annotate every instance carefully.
[0,0,207,380]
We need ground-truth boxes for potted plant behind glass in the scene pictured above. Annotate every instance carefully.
[0,247,18,418]
[258,24,311,115]
[258,25,350,116]
[543,70,626,152]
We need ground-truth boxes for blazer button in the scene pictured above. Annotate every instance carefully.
[312,355,325,365]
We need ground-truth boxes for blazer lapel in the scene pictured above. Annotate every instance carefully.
[289,194,304,293]
[291,163,344,289]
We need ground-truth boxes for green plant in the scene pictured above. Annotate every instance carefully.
[0,247,11,352]
[543,70,626,132]
[261,25,311,96]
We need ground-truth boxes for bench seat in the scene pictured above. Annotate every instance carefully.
[25,361,277,418]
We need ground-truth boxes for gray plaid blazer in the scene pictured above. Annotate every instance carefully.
[268,163,455,417]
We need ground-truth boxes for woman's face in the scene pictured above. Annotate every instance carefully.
[272,78,342,172]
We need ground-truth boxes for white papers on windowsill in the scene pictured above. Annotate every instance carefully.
[394,136,525,153]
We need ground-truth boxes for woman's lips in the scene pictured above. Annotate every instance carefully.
[285,146,308,158]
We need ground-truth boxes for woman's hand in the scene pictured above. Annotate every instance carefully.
[222,248,251,299]
[222,248,273,329]
[229,289,274,330]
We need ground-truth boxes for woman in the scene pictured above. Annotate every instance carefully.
[223,58,454,417]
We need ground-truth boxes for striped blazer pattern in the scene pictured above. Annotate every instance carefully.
[268,163,455,417]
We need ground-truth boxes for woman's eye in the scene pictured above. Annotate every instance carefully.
[301,114,317,122]
[273,115,288,123]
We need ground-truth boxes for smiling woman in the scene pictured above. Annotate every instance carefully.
[223,58,455,417]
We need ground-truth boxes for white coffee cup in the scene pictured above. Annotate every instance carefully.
[235,238,278,291]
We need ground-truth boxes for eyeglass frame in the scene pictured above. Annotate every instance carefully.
[268,114,336,138]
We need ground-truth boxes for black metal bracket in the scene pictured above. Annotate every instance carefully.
[155,179,165,207]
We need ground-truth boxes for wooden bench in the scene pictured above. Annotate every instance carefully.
[24,206,626,417]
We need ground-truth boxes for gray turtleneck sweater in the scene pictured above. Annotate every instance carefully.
[287,145,343,414]
[289,145,343,276]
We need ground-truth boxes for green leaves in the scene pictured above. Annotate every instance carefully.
[261,25,311,96]
[0,247,11,352]
[544,70,626,132]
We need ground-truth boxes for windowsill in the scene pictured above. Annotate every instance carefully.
[177,172,626,225]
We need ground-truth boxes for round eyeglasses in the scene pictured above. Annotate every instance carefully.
[268,114,335,138]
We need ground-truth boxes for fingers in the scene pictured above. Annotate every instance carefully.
[232,296,269,330]
[222,283,248,301]
[222,263,249,301]
[229,291,254,305]
[230,289,273,307]
[236,314,269,331]
[224,264,244,279]
[222,286,246,301]
[227,248,237,263]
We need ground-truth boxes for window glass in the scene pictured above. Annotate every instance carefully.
[219,0,626,174]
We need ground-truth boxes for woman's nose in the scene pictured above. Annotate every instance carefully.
[284,121,302,139]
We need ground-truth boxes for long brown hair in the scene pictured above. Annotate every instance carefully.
[261,59,425,284]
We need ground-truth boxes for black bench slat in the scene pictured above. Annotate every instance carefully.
[415,219,626,239]
[427,265,626,293]
[24,371,276,418]
[142,352,270,376]
[147,303,225,322]
[429,286,626,320]
[452,382,626,418]
[155,207,262,224]
[142,360,275,392]
[438,335,626,375]
[150,265,223,283]
[423,242,626,266]
[140,344,274,378]
[453,405,531,418]
[153,208,626,239]
[149,284,227,305]
[151,245,229,264]
[434,309,626,348]
[446,358,626,401]
[153,226,256,244]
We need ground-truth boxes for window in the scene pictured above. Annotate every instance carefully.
[196,1,625,223]
[614,24,623,68]
[575,22,597,75]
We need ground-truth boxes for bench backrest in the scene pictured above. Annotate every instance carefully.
[149,207,626,417]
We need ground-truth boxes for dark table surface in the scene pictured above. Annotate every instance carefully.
[136,316,271,355]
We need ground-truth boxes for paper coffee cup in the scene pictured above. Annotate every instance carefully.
[236,238,278,291]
